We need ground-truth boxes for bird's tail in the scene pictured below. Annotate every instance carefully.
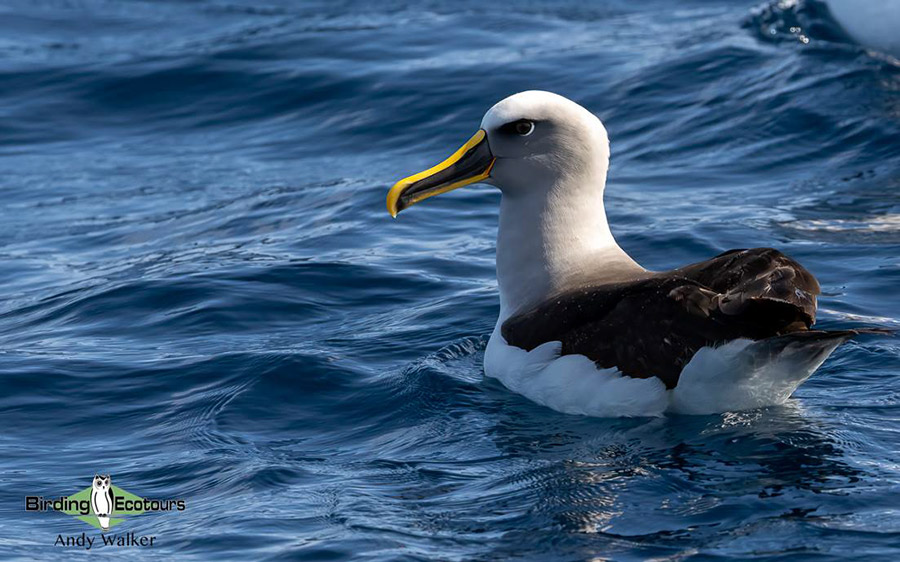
[669,328,892,415]
[763,327,892,351]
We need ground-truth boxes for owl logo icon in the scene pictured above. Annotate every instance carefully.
[90,474,115,531]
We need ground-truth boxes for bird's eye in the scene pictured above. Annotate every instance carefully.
[499,119,535,137]
[515,120,534,136]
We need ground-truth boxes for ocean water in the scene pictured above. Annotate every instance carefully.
[0,0,898,559]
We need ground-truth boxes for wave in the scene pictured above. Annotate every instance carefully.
[747,0,900,58]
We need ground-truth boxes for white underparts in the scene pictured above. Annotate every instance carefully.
[484,326,840,417]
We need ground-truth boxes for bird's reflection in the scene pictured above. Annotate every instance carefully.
[483,390,860,546]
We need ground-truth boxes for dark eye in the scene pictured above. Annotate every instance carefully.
[499,119,535,137]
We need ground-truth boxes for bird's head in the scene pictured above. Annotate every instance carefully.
[386,91,610,217]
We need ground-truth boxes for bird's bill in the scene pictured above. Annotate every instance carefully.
[386,129,494,217]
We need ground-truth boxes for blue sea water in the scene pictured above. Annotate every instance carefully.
[0,0,899,559]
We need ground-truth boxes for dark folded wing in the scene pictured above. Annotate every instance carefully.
[501,248,820,389]
[675,247,819,327]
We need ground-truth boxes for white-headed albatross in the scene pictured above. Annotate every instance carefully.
[386,90,887,417]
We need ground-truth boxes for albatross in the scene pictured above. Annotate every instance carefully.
[386,91,885,417]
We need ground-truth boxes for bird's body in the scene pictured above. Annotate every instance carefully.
[487,246,871,417]
[388,91,887,417]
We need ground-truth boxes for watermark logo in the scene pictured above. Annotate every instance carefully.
[25,475,186,549]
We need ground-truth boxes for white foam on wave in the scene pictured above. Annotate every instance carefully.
[825,0,900,57]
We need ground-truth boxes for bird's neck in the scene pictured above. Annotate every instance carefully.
[496,179,643,319]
